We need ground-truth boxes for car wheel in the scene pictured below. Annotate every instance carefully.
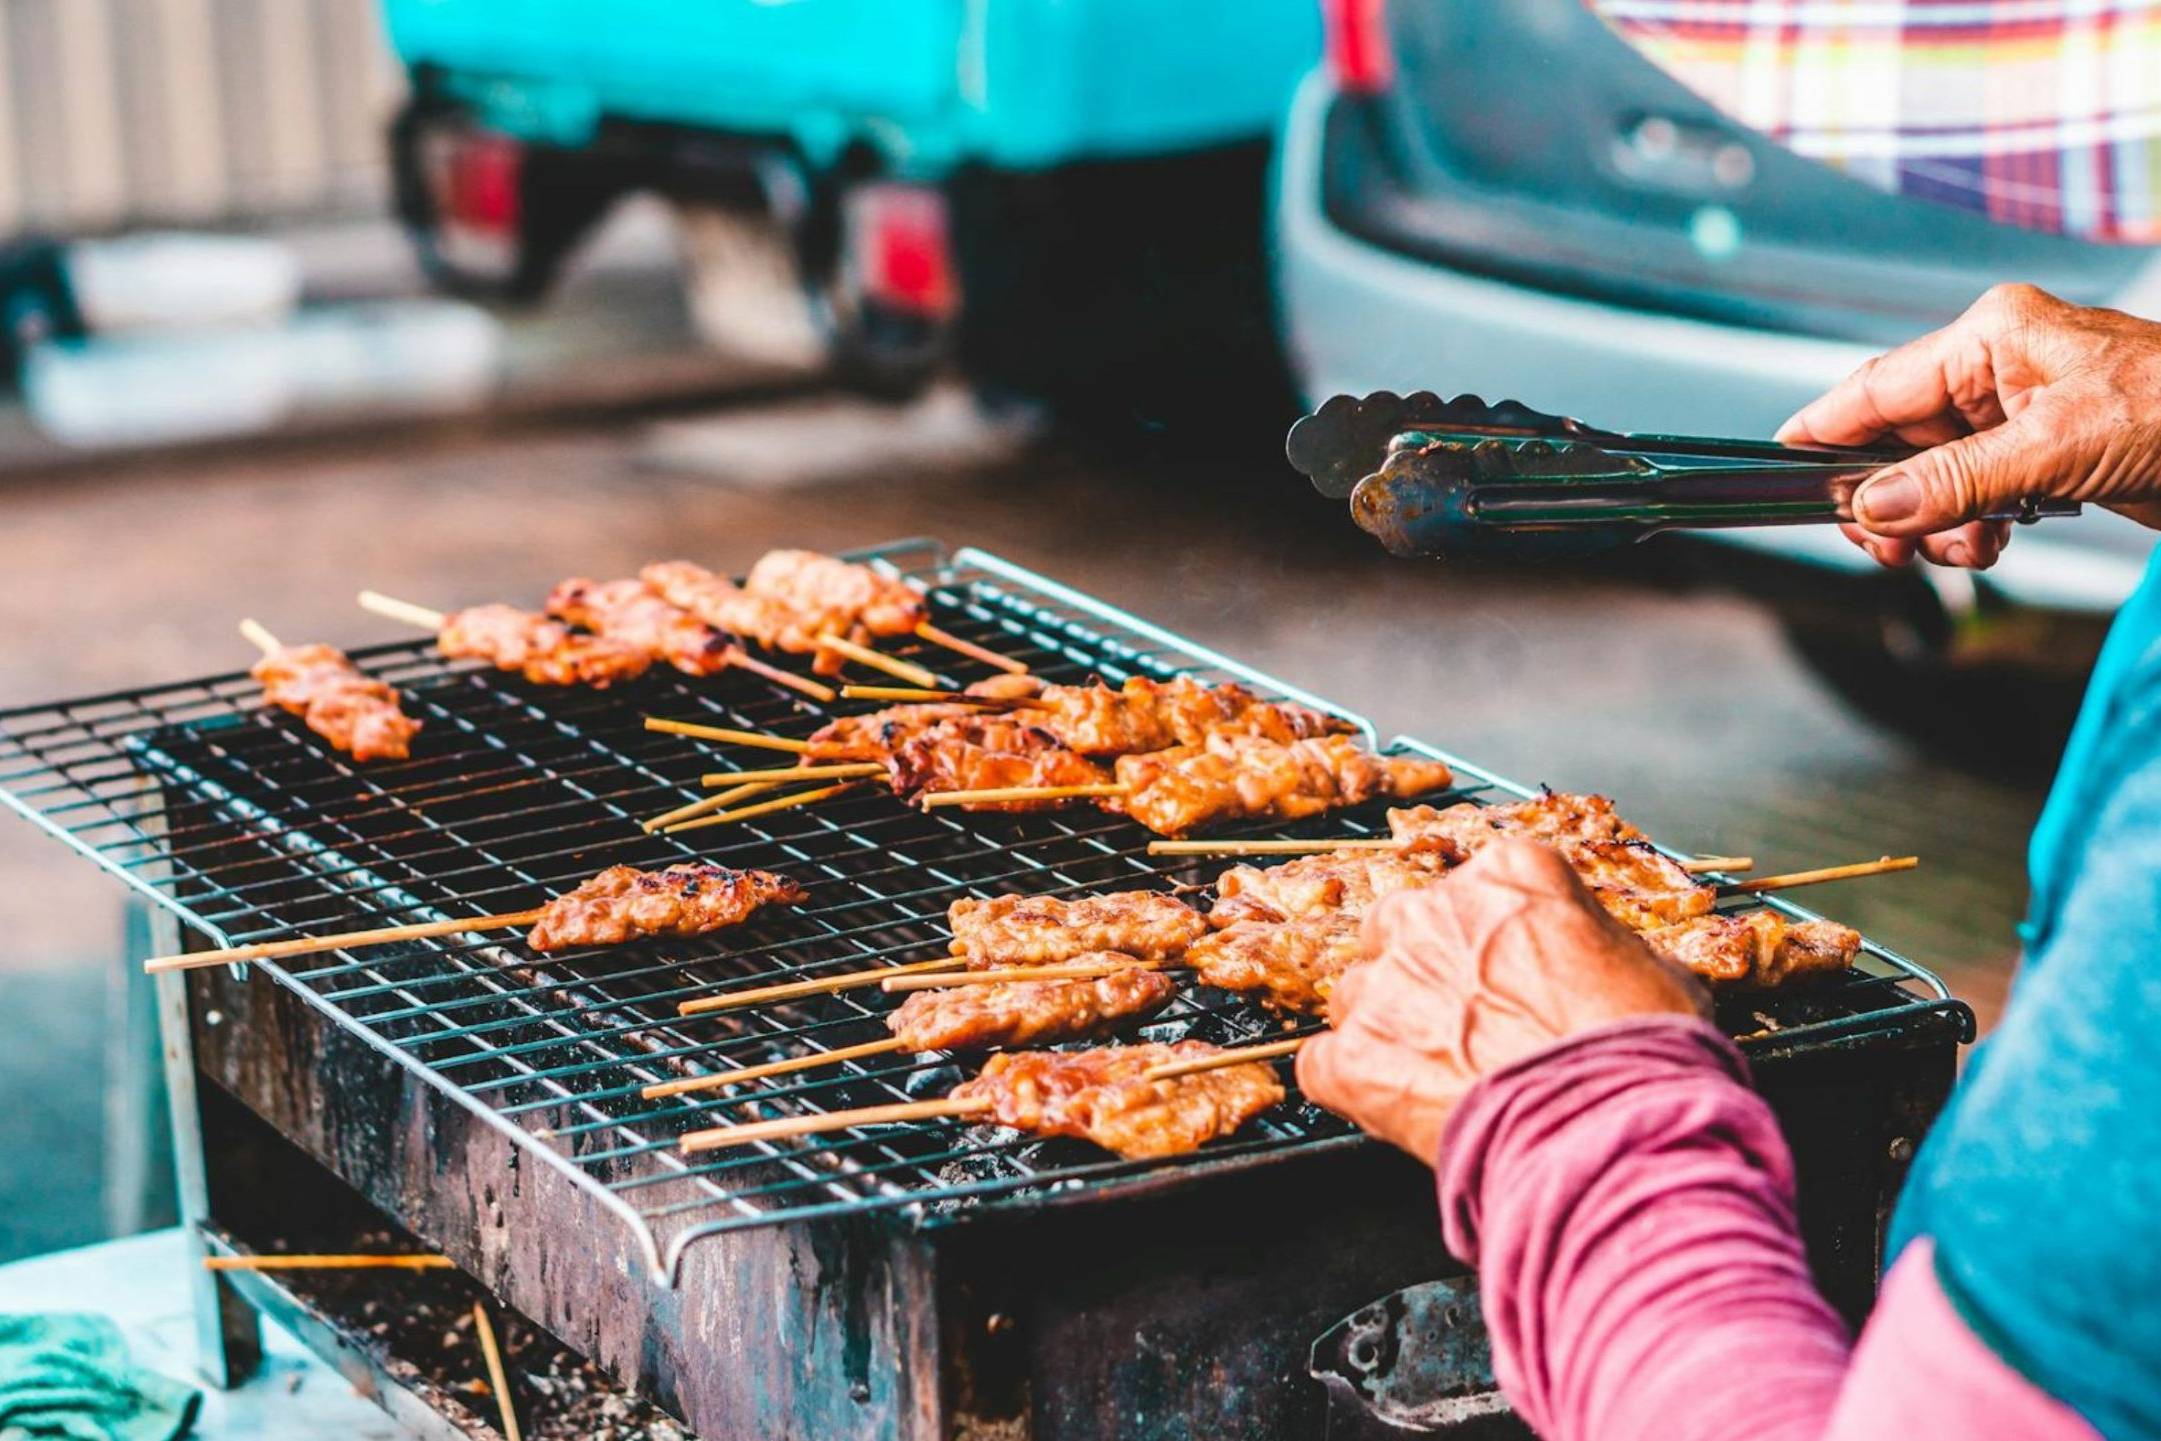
[1774,567,2096,780]
[946,141,1297,446]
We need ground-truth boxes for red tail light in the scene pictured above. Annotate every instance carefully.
[444,132,522,234]
[1324,0,1392,94]
[854,184,957,319]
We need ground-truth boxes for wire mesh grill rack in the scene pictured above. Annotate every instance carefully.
[0,538,1964,1279]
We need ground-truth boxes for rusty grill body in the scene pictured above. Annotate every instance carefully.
[0,541,1970,1439]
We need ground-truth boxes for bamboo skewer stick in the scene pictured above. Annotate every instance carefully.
[1684,856,1754,874]
[723,646,837,702]
[817,632,941,688]
[144,909,543,974]
[677,955,970,1015]
[1144,1036,1308,1081]
[919,782,1130,809]
[880,960,1150,991]
[1721,856,1917,895]
[357,589,446,630]
[641,781,779,833]
[662,781,861,835]
[837,684,1025,708]
[642,1036,911,1100]
[203,1253,455,1272]
[643,717,810,752]
[699,763,882,785]
[682,1095,991,1154]
[238,618,282,656]
[472,1303,523,1441]
[912,622,1030,675]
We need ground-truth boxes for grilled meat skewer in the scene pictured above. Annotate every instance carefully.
[948,891,1211,967]
[1641,911,1861,988]
[437,603,652,687]
[1114,732,1455,837]
[948,1041,1285,1159]
[887,963,1175,1052]
[546,577,738,676]
[884,716,1112,810]
[526,863,807,951]
[251,641,421,763]
[745,548,927,645]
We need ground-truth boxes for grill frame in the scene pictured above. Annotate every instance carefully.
[0,538,1968,1287]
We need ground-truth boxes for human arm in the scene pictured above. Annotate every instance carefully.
[1775,283,2161,570]
[1297,842,2099,1441]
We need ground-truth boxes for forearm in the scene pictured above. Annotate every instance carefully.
[1440,1017,2098,1441]
[1438,1018,1851,1441]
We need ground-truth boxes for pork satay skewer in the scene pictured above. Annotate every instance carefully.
[681,1040,1283,1157]
[649,964,1174,1100]
[243,620,423,763]
[358,590,652,688]
[143,863,805,973]
[643,717,810,752]
[546,577,838,700]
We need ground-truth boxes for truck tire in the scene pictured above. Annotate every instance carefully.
[946,141,1297,444]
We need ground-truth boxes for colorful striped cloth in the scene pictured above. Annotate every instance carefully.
[1589,1,2161,243]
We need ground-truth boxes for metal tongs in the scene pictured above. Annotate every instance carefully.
[1285,392,2080,559]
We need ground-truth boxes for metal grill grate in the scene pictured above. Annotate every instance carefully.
[0,539,1964,1279]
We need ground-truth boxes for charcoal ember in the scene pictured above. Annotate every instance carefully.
[902,1063,964,1099]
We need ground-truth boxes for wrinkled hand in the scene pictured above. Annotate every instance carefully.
[1778,283,2161,569]
[1296,839,1708,1165]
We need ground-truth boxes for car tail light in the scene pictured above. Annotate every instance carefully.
[1324,0,1392,95]
[443,131,522,235]
[852,183,957,319]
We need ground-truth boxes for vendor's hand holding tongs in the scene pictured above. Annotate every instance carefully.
[1285,392,2081,559]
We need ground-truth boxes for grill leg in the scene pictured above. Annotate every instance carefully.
[150,913,262,1389]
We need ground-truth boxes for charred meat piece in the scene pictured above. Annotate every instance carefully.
[998,675,1351,757]
[1208,849,1447,927]
[252,643,421,763]
[546,578,737,677]
[1642,910,1861,988]
[1566,840,1715,930]
[526,864,807,952]
[1114,733,1453,836]
[950,1042,1285,1159]
[948,891,1210,967]
[803,678,1048,761]
[1186,914,1365,1015]
[743,549,927,673]
[884,717,1110,811]
[437,603,652,687]
[640,561,811,656]
[887,964,1175,1052]
[1387,791,1645,857]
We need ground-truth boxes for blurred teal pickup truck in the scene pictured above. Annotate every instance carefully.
[381,0,1319,413]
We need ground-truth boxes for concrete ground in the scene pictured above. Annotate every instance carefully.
[0,386,2053,1263]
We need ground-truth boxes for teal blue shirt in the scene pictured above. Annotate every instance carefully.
[1890,546,2161,1439]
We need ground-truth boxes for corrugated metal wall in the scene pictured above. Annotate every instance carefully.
[0,0,405,236]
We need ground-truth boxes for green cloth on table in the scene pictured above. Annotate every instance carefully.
[0,1315,198,1441]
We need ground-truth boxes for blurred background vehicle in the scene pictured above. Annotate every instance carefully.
[1274,0,2161,762]
[382,0,1318,422]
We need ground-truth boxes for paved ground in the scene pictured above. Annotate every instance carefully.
[0,389,2059,1262]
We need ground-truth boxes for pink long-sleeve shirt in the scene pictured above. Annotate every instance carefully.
[1435,1017,2099,1441]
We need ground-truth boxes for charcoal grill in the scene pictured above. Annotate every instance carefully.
[0,539,1971,1439]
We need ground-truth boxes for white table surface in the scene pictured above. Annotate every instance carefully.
[0,1228,411,1439]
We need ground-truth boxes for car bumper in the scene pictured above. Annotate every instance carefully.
[1271,72,2156,613]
